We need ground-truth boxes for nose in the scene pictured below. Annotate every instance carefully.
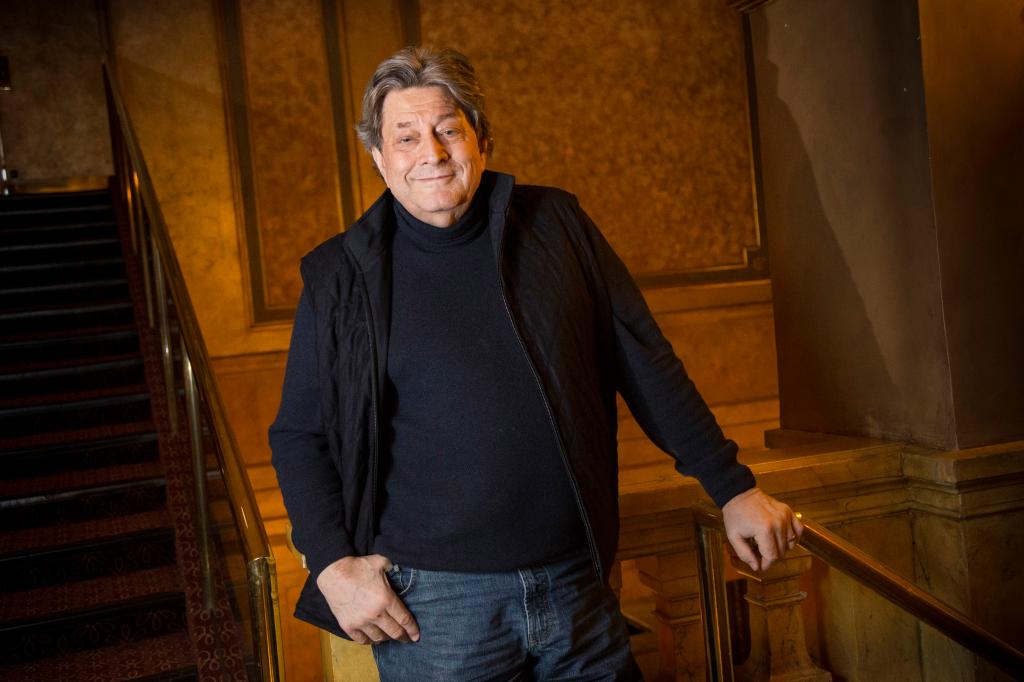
[421,133,449,164]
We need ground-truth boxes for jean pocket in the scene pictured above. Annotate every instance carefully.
[384,564,416,597]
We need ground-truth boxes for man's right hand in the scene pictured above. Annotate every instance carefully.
[316,554,420,645]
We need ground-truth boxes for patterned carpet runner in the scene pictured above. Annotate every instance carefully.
[0,188,247,681]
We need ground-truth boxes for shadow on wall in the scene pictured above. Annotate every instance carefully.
[751,19,902,441]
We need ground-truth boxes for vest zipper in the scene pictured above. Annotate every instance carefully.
[356,269,381,532]
[494,212,603,583]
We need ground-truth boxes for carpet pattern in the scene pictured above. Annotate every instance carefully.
[0,187,250,680]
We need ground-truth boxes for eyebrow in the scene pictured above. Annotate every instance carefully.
[393,112,461,130]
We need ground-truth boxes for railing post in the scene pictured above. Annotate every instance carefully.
[638,549,706,681]
[139,208,155,328]
[127,168,139,254]
[730,548,831,682]
[250,557,285,682]
[183,339,215,611]
[151,244,177,432]
[696,523,735,682]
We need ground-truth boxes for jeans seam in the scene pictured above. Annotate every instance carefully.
[517,569,534,649]
[400,567,416,597]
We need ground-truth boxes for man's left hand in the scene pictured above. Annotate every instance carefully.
[721,487,803,572]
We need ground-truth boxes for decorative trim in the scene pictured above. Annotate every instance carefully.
[322,0,357,231]
[398,0,420,46]
[210,350,288,375]
[726,0,777,14]
[636,14,770,287]
[215,0,294,324]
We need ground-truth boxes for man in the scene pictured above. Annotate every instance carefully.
[270,46,802,681]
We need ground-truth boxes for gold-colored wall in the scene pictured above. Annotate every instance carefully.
[0,1,112,182]
[420,0,761,277]
[106,0,292,356]
[229,0,344,317]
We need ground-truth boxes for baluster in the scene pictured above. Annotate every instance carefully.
[183,340,214,610]
[638,549,706,681]
[151,244,177,432]
[730,548,831,682]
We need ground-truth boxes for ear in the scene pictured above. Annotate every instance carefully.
[371,147,387,182]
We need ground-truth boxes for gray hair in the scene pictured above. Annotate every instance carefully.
[356,46,493,155]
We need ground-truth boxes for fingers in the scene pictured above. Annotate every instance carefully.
[318,554,421,645]
[772,518,789,560]
[722,488,806,572]
[791,513,805,539]
[756,527,781,570]
[388,599,420,642]
[728,531,761,572]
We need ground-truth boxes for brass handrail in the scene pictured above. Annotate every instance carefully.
[102,58,284,681]
[691,501,1024,680]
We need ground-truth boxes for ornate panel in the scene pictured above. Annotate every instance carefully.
[418,0,767,284]
[219,0,347,322]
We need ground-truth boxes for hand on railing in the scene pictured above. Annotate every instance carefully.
[721,486,803,572]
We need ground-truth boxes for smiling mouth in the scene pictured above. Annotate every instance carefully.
[415,173,454,182]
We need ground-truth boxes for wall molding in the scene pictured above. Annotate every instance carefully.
[726,0,777,14]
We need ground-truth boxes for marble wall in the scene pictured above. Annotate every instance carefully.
[418,0,763,279]
[225,0,345,319]
[107,0,291,356]
[0,1,112,181]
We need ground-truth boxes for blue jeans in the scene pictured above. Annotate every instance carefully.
[371,551,642,681]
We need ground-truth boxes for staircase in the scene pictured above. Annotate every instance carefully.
[0,188,199,680]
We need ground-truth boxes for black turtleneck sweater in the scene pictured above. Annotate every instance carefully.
[369,195,586,571]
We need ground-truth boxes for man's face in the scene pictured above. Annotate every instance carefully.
[371,86,486,228]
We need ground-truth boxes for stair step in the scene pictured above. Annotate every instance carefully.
[0,355,146,400]
[0,507,172,556]
[0,430,159,479]
[0,278,131,311]
[0,565,182,623]
[0,189,111,213]
[0,233,120,254]
[0,418,154,452]
[0,238,122,265]
[0,458,163,502]
[0,516,175,592]
[0,566,186,665]
[0,221,117,247]
[0,302,135,338]
[0,326,139,365]
[0,631,198,682]
[0,389,151,438]
[0,204,115,229]
[0,381,148,408]
[0,258,126,288]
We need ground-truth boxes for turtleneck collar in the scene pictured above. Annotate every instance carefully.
[393,187,488,250]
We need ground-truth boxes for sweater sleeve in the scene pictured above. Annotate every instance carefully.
[573,200,756,508]
[269,289,355,578]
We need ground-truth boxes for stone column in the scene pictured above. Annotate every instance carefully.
[749,0,1024,452]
